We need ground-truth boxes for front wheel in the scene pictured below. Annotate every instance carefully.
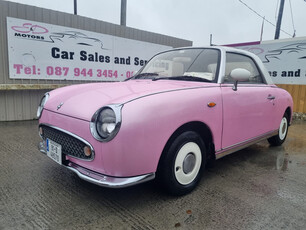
[268,113,289,146]
[158,131,206,196]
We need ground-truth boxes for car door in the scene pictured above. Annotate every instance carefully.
[221,52,276,149]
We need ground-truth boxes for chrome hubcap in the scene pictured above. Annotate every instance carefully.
[282,123,286,134]
[279,117,288,140]
[183,153,196,174]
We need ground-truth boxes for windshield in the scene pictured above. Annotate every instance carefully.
[134,48,220,82]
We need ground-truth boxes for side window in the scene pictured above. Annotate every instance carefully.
[224,53,264,84]
[185,49,220,82]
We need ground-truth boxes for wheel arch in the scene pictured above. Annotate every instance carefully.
[157,121,215,172]
[285,107,292,125]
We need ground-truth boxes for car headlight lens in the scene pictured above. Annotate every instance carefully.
[90,105,122,142]
[37,93,49,118]
[97,108,116,138]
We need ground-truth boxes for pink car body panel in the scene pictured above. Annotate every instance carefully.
[221,85,277,148]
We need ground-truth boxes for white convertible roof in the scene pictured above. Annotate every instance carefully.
[219,46,274,85]
[166,46,274,85]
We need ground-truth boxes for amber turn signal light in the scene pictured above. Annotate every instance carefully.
[207,102,216,107]
[84,146,92,157]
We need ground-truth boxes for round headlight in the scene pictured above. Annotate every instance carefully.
[96,108,117,138]
[37,93,49,118]
[90,105,122,142]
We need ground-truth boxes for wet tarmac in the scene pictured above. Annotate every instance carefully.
[0,120,305,230]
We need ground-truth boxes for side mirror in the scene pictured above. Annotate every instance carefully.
[230,68,251,91]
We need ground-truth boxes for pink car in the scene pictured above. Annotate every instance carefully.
[38,47,293,195]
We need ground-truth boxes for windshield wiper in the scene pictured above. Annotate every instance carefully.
[125,72,159,81]
[152,75,211,83]
[133,72,159,79]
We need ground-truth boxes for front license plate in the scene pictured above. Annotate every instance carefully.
[46,138,62,165]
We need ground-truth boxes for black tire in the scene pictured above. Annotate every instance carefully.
[158,131,206,196]
[268,113,289,146]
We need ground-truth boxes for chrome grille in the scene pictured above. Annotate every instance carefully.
[40,125,92,160]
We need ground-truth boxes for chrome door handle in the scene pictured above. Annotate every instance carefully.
[267,95,275,100]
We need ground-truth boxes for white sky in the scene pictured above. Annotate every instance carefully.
[4,0,306,46]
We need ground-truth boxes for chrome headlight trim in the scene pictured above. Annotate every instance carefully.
[90,104,123,142]
[37,93,50,119]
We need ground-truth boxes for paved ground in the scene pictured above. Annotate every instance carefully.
[0,120,306,230]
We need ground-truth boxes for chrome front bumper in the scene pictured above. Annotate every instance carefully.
[38,141,155,188]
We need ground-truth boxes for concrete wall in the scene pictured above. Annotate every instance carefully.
[0,0,192,121]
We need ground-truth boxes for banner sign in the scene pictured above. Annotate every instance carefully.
[227,38,306,85]
[7,17,172,81]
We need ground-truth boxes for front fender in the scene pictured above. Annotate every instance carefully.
[100,86,223,177]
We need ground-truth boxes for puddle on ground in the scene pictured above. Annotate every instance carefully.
[276,152,289,171]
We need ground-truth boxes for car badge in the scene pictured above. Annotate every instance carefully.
[57,102,64,110]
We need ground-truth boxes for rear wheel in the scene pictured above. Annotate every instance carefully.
[268,113,289,146]
[158,131,206,196]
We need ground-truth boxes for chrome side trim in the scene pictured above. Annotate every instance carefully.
[215,130,278,160]
[39,123,95,161]
[66,162,155,188]
[122,85,219,105]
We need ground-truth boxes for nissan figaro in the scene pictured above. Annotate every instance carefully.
[38,46,293,195]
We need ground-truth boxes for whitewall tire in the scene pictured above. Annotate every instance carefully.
[268,113,289,146]
[158,131,206,196]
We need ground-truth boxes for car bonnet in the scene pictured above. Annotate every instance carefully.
[43,80,211,121]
